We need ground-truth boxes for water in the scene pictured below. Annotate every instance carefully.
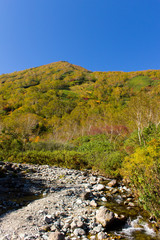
[97,183,160,240]
[118,216,158,240]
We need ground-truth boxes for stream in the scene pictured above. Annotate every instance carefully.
[0,163,159,240]
[96,183,160,240]
[1,181,159,240]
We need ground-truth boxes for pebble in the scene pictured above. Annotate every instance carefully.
[101,197,107,202]
[90,200,97,207]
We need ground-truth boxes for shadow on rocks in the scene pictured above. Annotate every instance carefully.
[0,161,46,217]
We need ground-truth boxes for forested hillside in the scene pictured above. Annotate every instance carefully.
[0,61,160,218]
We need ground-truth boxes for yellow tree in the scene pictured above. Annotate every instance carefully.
[126,92,156,145]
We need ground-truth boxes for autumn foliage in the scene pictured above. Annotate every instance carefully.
[0,61,160,217]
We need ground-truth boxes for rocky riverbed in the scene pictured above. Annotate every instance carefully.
[0,162,159,240]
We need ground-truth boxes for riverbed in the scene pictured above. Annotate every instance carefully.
[0,162,159,240]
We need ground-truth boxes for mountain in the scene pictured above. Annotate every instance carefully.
[0,61,160,218]
[0,61,160,143]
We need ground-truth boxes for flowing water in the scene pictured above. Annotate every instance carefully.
[97,183,160,240]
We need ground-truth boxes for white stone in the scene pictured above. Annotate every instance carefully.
[76,199,82,204]
[97,232,108,240]
[93,184,105,191]
[101,197,107,201]
[90,200,97,207]
[73,228,86,236]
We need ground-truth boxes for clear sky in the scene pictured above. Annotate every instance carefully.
[0,0,160,74]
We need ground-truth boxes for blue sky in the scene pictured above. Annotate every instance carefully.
[0,0,160,74]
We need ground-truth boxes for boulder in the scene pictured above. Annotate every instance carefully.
[96,207,127,230]
[96,206,115,227]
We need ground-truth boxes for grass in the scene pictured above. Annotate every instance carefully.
[128,76,151,91]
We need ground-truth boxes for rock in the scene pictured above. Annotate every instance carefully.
[39,225,51,232]
[95,207,126,230]
[77,219,84,228]
[93,224,103,232]
[93,184,105,191]
[44,215,53,224]
[71,218,84,229]
[73,228,86,236]
[124,197,135,206]
[90,200,97,207]
[71,220,77,229]
[92,191,100,197]
[96,206,115,227]
[80,191,91,200]
[108,179,117,187]
[126,197,133,201]
[63,221,71,230]
[49,231,65,240]
[50,224,58,231]
[90,176,97,184]
[97,177,104,183]
[90,236,96,240]
[76,199,82,205]
[111,188,118,194]
[101,197,107,202]
[106,192,112,198]
[128,202,135,207]
[115,195,123,204]
[82,171,89,177]
[97,232,108,240]
[42,234,48,240]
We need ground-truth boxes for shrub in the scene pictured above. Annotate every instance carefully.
[128,75,151,91]
[122,138,160,218]
[73,134,122,177]
[101,151,123,177]
[75,134,113,153]
[8,150,90,170]
[25,141,76,152]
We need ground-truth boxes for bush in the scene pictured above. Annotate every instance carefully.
[8,150,90,170]
[101,151,123,177]
[73,134,123,177]
[122,138,160,218]
[124,123,160,154]
[128,75,151,91]
[25,141,76,152]
[75,134,113,153]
